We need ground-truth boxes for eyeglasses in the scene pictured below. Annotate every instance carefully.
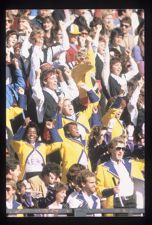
[6,187,11,192]
[81,32,89,35]
[115,147,126,151]
[121,24,129,28]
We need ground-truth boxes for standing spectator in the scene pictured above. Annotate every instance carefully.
[120,16,135,51]
[17,15,32,43]
[109,27,125,54]
[66,23,81,64]
[10,119,59,181]
[6,58,27,135]
[96,136,144,216]
[108,49,138,98]
[61,82,99,140]
[31,9,51,29]
[46,120,92,183]
[42,16,56,48]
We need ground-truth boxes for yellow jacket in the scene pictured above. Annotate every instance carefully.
[10,139,57,181]
[96,159,144,216]
[49,128,92,183]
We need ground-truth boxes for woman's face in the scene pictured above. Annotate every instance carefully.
[43,20,53,31]
[7,34,17,47]
[55,189,67,204]
[111,61,122,75]
[26,127,38,143]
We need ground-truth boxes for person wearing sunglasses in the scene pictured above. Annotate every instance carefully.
[120,16,135,51]
[96,136,144,216]
[6,179,24,217]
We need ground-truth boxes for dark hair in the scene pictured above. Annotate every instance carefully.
[6,29,18,40]
[110,57,121,70]
[41,162,61,177]
[23,121,40,140]
[66,163,86,183]
[90,17,103,28]
[40,68,57,85]
[6,157,20,175]
[63,122,78,137]
[73,16,88,30]
[110,27,124,45]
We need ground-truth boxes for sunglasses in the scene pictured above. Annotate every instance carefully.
[81,32,89,35]
[115,147,126,151]
[121,24,129,28]
[6,187,11,192]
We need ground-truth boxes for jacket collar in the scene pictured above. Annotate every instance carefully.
[104,158,132,178]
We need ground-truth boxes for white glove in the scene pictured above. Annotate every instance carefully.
[127,124,135,137]
[107,118,116,131]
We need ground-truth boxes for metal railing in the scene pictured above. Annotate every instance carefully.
[6,208,145,217]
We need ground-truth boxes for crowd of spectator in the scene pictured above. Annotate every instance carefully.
[6,9,145,217]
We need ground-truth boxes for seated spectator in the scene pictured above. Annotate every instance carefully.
[16,179,34,209]
[28,162,61,198]
[64,163,86,202]
[6,179,24,217]
[6,157,21,182]
[67,169,102,216]
[46,182,68,217]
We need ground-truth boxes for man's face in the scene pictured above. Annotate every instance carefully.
[44,74,58,91]
[6,185,15,201]
[82,176,96,195]
[121,22,131,35]
[110,142,125,162]
[62,99,74,116]
[9,165,21,182]
[68,124,80,138]
[44,172,58,185]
